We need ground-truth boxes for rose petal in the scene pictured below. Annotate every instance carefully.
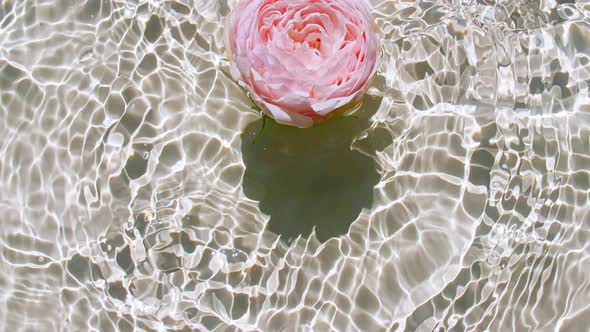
[226,0,380,127]
[258,98,314,128]
[311,94,356,116]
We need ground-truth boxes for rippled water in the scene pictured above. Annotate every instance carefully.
[1,0,590,330]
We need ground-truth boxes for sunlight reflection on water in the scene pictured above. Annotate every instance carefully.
[0,0,589,330]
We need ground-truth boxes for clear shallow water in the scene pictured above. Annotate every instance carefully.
[1,0,590,330]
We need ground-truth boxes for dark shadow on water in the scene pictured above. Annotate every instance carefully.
[241,96,383,242]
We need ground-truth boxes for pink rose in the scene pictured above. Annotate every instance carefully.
[226,0,380,128]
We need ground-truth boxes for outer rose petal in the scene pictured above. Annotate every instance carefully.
[258,98,315,128]
[311,94,356,116]
[226,0,380,128]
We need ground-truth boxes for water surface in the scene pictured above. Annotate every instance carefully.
[1,0,590,330]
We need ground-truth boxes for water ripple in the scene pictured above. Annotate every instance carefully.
[0,0,589,330]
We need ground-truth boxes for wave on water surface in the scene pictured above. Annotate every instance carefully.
[0,0,589,330]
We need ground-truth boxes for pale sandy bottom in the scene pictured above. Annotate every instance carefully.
[1,0,590,331]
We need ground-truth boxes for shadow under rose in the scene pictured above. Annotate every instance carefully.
[240,96,382,242]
